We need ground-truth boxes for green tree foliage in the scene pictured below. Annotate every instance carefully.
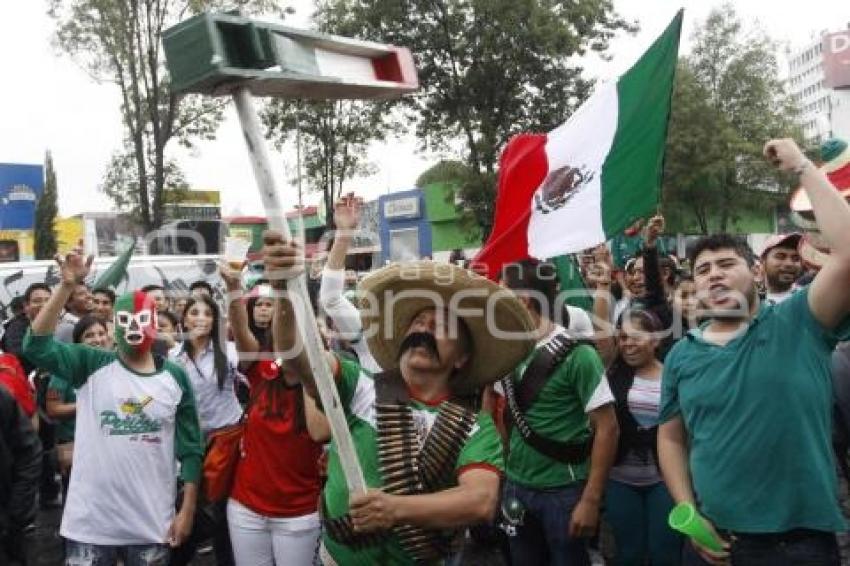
[48,0,286,231]
[262,99,395,227]
[662,4,801,234]
[35,151,59,260]
[316,0,635,238]
[415,160,470,189]
[100,148,190,220]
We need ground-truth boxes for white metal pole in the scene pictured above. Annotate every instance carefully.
[232,87,367,496]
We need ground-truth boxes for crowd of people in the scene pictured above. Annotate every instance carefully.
[1,137,849,566]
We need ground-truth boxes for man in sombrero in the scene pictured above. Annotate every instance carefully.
[264,231,536,565]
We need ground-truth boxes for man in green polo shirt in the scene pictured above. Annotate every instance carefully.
[658,138,850,565]
[501,259,619,564]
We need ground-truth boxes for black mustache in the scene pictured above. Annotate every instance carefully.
[398,332,440,362]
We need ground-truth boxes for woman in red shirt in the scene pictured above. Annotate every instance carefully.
[222,272,326,566]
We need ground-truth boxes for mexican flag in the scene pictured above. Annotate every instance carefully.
[92,238,136,290]
[473,10,682,280]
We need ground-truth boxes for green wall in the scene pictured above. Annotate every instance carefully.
[422,182,482,251]
[662,202,775,235]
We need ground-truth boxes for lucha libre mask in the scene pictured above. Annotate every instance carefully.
[114,291,158,355]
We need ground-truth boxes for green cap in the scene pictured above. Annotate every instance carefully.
[821,138,848,163]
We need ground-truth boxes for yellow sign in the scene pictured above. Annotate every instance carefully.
[177,190,221,206]
[55,217,84,254]
[0,230,34,260]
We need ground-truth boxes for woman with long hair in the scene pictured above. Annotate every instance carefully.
[169,295,243,566]
[46,316,111,503]
[220,268,326,566]
[605,309,682,565]
[172,295,243,436]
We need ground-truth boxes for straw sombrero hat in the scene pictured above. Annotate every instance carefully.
[799,232,831,270]
[790,138,850,227]
[358,261,535,391]
[789,138,850,265]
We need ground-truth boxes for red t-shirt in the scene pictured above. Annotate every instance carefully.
[0,353,35,417]
[230,362,323,518]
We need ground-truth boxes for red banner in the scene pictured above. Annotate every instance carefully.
[823,31,850,89]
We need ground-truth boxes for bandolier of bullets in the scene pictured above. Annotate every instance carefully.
[322,393,476,561]
[321,502,387,549]
[418,402,477,492]
[378,400,476,562]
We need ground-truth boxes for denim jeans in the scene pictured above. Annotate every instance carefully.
[605,479,682,565]
[681,529,839,566]
[65,540,169,566]
[504,479,590,566]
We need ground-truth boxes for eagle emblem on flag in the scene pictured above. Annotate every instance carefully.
[534,164,595,214]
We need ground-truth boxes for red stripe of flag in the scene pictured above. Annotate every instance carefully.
[472,134,549,280]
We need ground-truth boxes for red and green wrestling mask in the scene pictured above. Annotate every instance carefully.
[114,291,158,355]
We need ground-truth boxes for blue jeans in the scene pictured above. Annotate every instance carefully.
[605,479,682,565]
[504,479,590,566]
[681,529,839,566]
[65,540,169,566]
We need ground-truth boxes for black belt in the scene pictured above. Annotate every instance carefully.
[721,528,835,544]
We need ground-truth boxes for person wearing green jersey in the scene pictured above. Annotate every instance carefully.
[263,230,536,565]
[499,258,619,565]
[22,243,203,566]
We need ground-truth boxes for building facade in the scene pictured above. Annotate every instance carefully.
[787,28,850,145]
[421,182,482,262]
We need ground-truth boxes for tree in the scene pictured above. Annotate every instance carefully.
[35,151,59,259]
[415,160,470,188]
[262,99,395,226]
[662,4,801,234]
[100,147,190,219]
[315,0,635,238]
[48,0,285,232]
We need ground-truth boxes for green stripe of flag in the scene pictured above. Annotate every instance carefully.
[600,9,683,236]
[553,254,593,312]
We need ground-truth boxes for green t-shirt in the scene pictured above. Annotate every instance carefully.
[48,375,77,443]
[323,359,504,566]
[505,330,612,489]
[659,288,850,533]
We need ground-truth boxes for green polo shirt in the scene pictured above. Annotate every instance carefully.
[323,358,504,565]
[659,287,850,533]
[505,329,613,489]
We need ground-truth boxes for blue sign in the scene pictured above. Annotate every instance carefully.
[0,163,44,230]
[377,189,432,264]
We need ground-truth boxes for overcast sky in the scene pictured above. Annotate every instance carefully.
[0,1,844,218]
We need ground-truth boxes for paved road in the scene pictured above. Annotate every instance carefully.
[27,506,216,566]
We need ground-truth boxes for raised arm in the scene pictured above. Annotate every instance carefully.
[265,231,338,397]
[320,196,365,340]
[765,139,850,329]
[641,215,667,309]
[219,262,260,357]
[31,245,92,336]
[24,246,104,386]
[586,261,617,364]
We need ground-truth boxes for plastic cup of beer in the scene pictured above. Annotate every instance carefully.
[223,237,251,271]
